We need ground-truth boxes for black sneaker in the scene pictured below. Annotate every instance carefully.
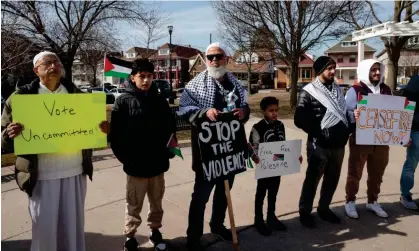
[124,237,139,251]
[186,240,205,251]
[254,221,272,236]
[299,213,316,229]
[267,216,287,231]
[149,229,168,251]
[318,209,341,224]
[210,225,233,241]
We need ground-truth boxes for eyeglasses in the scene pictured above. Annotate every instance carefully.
[206,54,224,61]
[37,60,62,68]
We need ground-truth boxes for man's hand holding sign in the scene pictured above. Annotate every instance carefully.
[11,93,109,155]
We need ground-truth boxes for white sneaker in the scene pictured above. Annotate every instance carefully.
[366,202,388,218]
[345,201,359,219]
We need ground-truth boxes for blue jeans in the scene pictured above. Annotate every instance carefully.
[186,173,234,242]
[400,130,419,197]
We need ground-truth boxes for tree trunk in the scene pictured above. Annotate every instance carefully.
[289,61,299,108]
[247,70,251,95]
[386,41,402,90]
[386,58,397,90]
[93,66,97,87]
[63,63,73,82]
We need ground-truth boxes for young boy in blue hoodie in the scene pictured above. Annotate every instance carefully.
[249,96,302,236]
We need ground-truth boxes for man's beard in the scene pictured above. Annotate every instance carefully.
[208,65,227,79]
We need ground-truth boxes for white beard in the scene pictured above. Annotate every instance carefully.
[207,66,228,79]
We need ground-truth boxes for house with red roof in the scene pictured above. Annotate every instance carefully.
[149,43,201,88]
[275,53,315,89]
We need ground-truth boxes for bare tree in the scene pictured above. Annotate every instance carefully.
[213,1,352,107]
[1,1,148,81]
[139,3,170,54]
[399,50,419,77]
[78,30,118,87]
[220,20,258,94]
[342,0,419,90]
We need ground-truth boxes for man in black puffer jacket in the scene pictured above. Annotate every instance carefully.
[110,59,175,251]
[294,56,350,228]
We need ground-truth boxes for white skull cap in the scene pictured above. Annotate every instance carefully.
[205,42,229,56]
[33,51,58,66]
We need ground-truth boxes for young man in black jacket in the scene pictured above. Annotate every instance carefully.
[110,59,176,251]
[294,56,350,228]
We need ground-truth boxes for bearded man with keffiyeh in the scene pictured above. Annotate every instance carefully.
[178,42,250,250]
[294,56,350,229]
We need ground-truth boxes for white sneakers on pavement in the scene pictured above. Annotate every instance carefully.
[400,196,418,210]
[366,201,388,218]
[346,201,389,219]
[345,201,359,219]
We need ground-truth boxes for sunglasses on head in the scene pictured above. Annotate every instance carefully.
[206,54,224,61]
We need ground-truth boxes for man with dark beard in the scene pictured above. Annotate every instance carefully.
[294,56,350,228]
[178,42,250,250]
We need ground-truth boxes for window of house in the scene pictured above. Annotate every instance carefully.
[337,55,343,63]
[408,37,419,45]
[251,56,258,63]
[349,55,356,63]
[349,70,356,80]
[159,49,169,55]
[301,68,311,79]
[342,41,357,47]
[126,53,136,58]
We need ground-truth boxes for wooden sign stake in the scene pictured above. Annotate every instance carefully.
[224,180,240,251]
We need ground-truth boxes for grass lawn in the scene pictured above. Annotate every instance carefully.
[247,90,294,119]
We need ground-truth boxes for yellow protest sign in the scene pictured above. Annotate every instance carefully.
[11,93,107,155]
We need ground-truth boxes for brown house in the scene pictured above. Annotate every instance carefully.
[189,50,275,89]
[324,35,376,85]
[149,43,201,87]
[275,53,316,89]
[123,47,157,61]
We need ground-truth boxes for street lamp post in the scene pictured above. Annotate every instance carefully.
[168,25,174,104]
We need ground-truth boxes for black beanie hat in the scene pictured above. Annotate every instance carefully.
[131,58,154,75]
[313,56,336,76]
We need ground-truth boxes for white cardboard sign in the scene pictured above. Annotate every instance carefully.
[255,140,302,179]
[356,94,416,146]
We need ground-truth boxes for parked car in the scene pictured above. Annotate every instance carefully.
[109,88,127,99]
[286,82,310,92]
[339,84,351,96]
[152,79,173,99]
[88,87,115,104]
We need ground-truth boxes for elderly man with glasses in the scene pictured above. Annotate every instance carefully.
[1,51,108,251]
[178,42,250,250]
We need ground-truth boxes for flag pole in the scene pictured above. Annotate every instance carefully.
[103,53,106,91]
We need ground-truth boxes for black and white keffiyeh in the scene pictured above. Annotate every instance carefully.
[304,77,348,129]
[178,70,248,116]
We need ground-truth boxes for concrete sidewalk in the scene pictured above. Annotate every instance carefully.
[2,116,419,251]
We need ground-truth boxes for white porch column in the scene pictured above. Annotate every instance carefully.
[358,40,365,64]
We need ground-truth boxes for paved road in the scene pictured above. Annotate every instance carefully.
[2,116,419,251]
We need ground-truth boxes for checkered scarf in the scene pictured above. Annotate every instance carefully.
[304,77,348,130]
[178,70,247,116]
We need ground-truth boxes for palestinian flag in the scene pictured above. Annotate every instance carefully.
[273,154,284,161]
[167,133,183,159]
[104,55,133,78]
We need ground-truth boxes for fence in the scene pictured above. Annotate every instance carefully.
[170,105,191,131]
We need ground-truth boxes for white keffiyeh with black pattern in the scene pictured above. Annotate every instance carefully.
[178,70,247,116]
[304,77,348,130]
